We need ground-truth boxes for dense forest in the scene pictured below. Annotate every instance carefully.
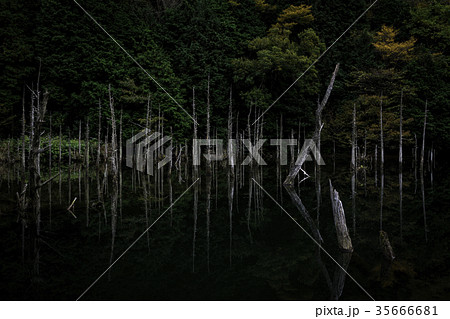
[2,0,450,302]
[1,0,449,152]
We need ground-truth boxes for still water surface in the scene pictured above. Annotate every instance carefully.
[0,156,448,300]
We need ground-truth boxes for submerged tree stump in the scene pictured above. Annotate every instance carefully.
[379,230,395,261]
[329,180,353,252]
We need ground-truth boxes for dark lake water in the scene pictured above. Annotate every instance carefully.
[0,154,449,301]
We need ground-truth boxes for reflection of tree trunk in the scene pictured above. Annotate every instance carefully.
[227,87,235,267]
[374,144,377,187]
[85,119,90,227]
[399,170,403,243]
[228,169,235,267]
[78,121,82,203]
[421,171,427,243]
[192,87,198,273]
[284,185,323,243]
[414,134,417,194]
[351,170,356,237]
[108,85,119,280]
[192,177,198,273]
[68,131,72,205]
[420,101,427,174]
[48,115,52,226]
[206,171,212,274]
[142,176,151,252]
[58,125,62,204]
[29,81,50,281]
[331,252,353,300]
[380,171,384,231]
[247,166,253,243]
[206,76,212,274]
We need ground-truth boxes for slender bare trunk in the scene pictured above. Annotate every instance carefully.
[420,101,427,173]
[380,94,384,170]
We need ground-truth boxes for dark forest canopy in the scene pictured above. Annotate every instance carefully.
[1,0,449,151]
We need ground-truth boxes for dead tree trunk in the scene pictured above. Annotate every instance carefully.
[399,90,403,170]
[420,101,427,173]
[29,87,53,278]
[399,90,403,242]
[379,230,395,261]
[329,180,353,252]
[284,63,339,185]
[351,104,357,170]
[108,84,119,275]
[380,94,384,170]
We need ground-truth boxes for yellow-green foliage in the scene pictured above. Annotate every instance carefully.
[254,0,276,12]
[275,4,314,30]
[373,25,416,63]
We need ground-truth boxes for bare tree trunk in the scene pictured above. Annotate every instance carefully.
[85,118,90,227]
[68,131,72,205]
[108,84,119,278]
[21,90,26,179]
[78,121,82,202]
[205,74,212,273]
[420,101,427,173]
[97,99,102,168]
[374,144,378,187]
[29,86,50,279]
[192,86,198,273]
[284,184,323,243]
[379,231,395,261]
[399,90,403,169]
[285,64,339,185]
[329,180,353,252]
[399,90,403,243]
[48,115,52,225]
[351,104,356,170]
[414,133,417,194]
[58,125,62,204]
[380,94,384,170]
[227,86,235,172]
[78,120,82,160]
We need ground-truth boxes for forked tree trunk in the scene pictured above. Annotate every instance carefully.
[285,64,339,185]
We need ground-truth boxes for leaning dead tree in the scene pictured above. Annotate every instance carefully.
[329,180,353,252]
[284,63,339,185]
